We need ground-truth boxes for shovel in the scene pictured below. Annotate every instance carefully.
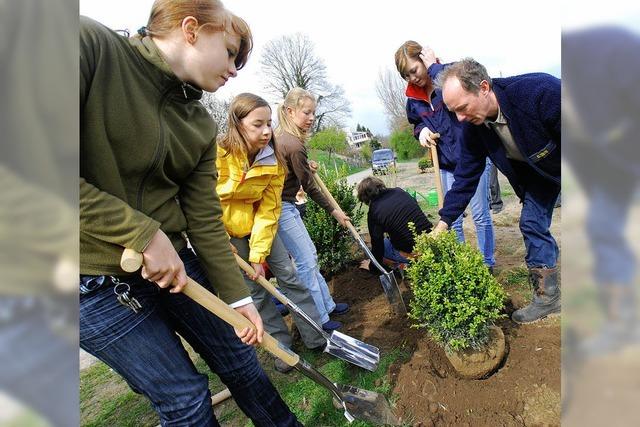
[120,249,401,425]
[429,132,444,209]
[234,254,380,371]
[312,173,407,316]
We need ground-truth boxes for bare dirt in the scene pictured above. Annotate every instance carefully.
[329,265,560,426]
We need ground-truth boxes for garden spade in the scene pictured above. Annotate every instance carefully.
[234,254,380,371]
[312,174,407,316]
[120,249,401,425]
[429,132,444,209]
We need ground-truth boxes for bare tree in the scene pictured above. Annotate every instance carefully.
[375,68,410,132]
[200,92,232,136]
[260,33,351,133]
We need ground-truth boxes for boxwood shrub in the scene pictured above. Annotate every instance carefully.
[406,229,505,352]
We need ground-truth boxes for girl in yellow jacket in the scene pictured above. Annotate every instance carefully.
[217,93,326,372]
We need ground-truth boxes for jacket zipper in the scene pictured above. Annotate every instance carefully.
[136,86,174,210]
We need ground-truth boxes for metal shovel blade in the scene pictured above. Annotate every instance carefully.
[379,270,407,316]
[337,384,402,426]
[325,330,380,372]
[295,359,400,425]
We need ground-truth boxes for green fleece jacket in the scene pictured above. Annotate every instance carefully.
[80,16,249,304]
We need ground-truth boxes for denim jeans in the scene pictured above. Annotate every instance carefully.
[79,247,300,427]
[519,177,561,269]
[383,238,410,264]
[278,202,336,324]
[0,304,79,427]
[441,158,496,266]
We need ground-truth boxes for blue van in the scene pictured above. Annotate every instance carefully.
[371,149,396,175]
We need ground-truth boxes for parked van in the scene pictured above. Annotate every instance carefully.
[371,149,396,175]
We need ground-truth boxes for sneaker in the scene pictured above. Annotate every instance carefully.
[331,303,349,315]
[322,320,342,331]
[274,358,294,374]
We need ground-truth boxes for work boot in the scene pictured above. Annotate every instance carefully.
[580,286,639,356]
[330,303,349,316]
[512,267,561,324]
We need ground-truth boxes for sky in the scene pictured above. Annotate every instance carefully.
[79,0,639,136]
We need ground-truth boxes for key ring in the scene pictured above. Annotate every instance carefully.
[111,277,131,296]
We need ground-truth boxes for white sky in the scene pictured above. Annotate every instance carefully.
[79,0,639,135]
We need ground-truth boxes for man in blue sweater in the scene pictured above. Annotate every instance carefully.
[432,58,561,324]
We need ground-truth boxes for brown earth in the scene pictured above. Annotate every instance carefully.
[329,266,560,426]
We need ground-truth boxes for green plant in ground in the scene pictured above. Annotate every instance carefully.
[417,156,432,172]
[303,165,363,276]
[406,229,506,352]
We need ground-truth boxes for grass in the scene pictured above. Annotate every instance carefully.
[80,342,410,427]
[308,149,366,176]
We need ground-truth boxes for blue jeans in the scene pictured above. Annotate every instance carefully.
[79,247,300,427]
[0,303,79,427]
[383,238,410,264]
[278,202,336,324]
[441,159,496,266]
[519,178,561,269]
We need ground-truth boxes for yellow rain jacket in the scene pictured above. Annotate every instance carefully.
[216,143,285,264]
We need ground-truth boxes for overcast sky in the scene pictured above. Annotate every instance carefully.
[80,0,639,136]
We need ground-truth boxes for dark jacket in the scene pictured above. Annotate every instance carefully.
[439,73,561,226]
[80,17,249,304]
[368,188,432,269]
[405,62,462,172]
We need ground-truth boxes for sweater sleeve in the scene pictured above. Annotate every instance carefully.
[438,125,487,226]
[178,141,250,305]
[290,146,335,213]
[248,166,285,263]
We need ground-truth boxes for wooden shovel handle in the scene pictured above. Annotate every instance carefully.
[312,173,361,241]
[234,254,289,306]
[429,133,444,209]
[119,248,299,366]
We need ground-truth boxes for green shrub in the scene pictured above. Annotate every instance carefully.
[406,229,506,352]
[303,165,364,276]
[418,156,432,171]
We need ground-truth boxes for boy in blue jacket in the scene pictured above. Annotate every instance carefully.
[432,58,561,324]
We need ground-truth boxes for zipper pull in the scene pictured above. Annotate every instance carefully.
[181,83,188,99]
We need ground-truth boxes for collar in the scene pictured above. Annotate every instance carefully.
[129,35,203,101]
[484,104,507,127]
[253,142,277,166]
[405,83,431,102]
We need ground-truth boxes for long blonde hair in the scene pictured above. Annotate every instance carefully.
[276,87,316,142]
[219,93,286,168]
[136,0,253,70]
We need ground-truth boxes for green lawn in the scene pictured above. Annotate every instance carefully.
[80,342,411,427]
[308,149,367,176]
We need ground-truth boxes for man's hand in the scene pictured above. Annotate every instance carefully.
[331,209,351,227]
[234,303,264,345]
[141,229,188,293]
[419,127,440,148]
[308,160,319,173]
[430,220,449,236]
[250,262,266,281]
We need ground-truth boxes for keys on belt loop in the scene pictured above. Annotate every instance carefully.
[111,277,143,313]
